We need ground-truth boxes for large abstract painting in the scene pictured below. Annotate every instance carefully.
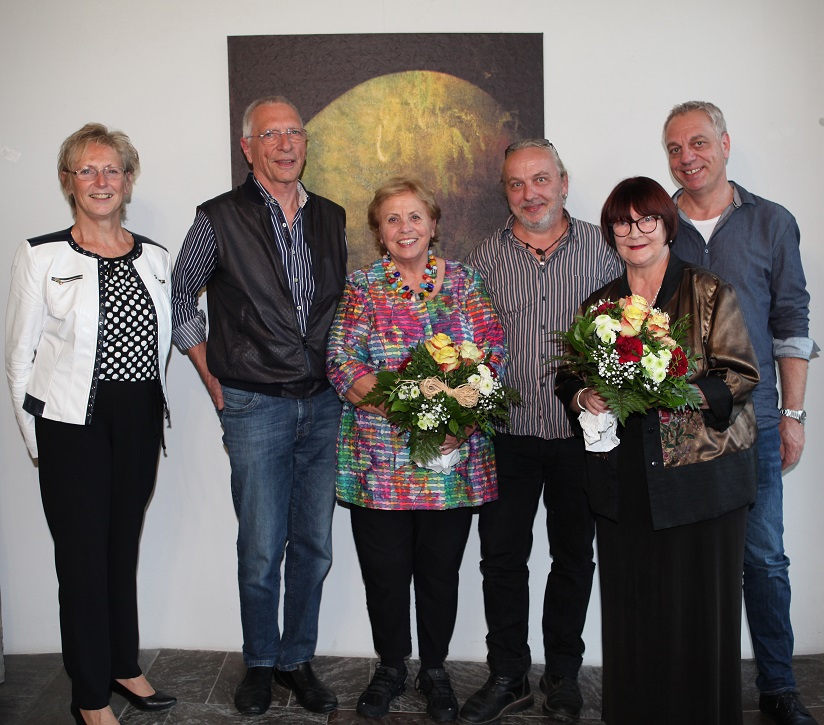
[228,34,544,271]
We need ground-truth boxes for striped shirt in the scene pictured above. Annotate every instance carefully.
[171,177,313,351]
[466,213,623,440]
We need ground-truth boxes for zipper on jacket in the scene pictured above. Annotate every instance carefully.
[51,275,83,284]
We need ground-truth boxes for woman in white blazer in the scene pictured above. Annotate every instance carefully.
[5,123,176,725]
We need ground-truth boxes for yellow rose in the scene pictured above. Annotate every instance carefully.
[646,309,671,339]
[620,303,649,337]
[618,294,652,314]
[425,333,453,356]
[432,345,461,372]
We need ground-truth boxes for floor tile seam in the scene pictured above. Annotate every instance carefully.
[17,660,67,720]
[204,650,230,705]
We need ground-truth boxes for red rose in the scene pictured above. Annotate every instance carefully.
[668,347,688,377]
[596,301,616,314]
[398,356,412,372]
[615,335,643,363]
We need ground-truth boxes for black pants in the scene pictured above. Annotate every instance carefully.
[350,505,474,669]
[478,433,595,678]
[36,380,163,709]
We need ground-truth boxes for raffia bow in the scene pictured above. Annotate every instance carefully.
[419,377,479,407]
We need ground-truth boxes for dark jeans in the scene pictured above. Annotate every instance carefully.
[478,433,594,678]
[36,380,163,709]
[350,505,474,669]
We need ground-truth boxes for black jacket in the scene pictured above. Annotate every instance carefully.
[200,174,346,397]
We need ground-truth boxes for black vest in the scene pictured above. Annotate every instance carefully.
[200,174,346,396]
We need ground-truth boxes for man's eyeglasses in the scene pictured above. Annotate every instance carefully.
[246,128,308,145]
[69,166,126,180]
[611,215,663,237]
[504,139,555,158]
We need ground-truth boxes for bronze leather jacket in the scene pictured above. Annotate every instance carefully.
[557,254,760,529]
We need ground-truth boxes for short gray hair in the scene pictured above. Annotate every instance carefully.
[241,96,303,138]
[502,138,567,180]
[663,101,728,142]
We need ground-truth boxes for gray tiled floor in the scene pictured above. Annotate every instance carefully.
[1,650,822,723]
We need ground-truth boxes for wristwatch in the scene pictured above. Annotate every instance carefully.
[779,408,807,424]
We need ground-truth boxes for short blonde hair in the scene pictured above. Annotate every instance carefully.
[58,123,140,218]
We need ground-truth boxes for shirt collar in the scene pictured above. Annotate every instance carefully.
[673,182,743,226]
[252,176,309,210]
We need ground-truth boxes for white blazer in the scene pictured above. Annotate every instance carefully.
[5,230,172,458]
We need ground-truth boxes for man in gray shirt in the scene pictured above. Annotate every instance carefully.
[460,139,621,724]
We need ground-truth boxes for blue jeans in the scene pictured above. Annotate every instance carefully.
[743,423,795,694]
[220,385,341,669]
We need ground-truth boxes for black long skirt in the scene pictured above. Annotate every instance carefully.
[596,422,747,725]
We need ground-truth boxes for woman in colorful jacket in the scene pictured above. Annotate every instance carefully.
[327,176,505,723]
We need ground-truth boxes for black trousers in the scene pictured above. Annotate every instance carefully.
[36,380,163,709]
[478,433,595,678]
[350,504,474,669]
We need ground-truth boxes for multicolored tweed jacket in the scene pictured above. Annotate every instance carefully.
[327,258,506,510]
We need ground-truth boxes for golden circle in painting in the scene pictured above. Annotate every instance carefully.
[302,70,519,272]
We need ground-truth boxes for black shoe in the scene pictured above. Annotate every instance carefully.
[357,663,408,718]
[274,661,338,713]
[234,666,273,716]
[759,691,819,725]
[416,668,459,722]
[459,673,533,724]
[110,679,177,712]
[540,672,583,722]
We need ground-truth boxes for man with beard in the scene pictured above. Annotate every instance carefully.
[461,139,622,724]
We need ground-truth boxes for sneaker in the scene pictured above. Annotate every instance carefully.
[540,672,583,722]
[357,663,408,718]
[759,690,818,725]
[416,668,459,722]
[459,673,533,724]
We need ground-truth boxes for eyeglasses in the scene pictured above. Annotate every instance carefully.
[504,139,555,158]
[69,166,126,180]
[246,128,308,145]
[611,215,663,237]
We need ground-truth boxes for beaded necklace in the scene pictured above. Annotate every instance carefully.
[383,251,437,300]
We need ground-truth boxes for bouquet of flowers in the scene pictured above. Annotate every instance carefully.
[559,294,702,427]
[360,333,520,471]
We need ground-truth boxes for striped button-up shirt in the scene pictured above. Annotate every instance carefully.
[172,177,313,351]
[466,213,623,440]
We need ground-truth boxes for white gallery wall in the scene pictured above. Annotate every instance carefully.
[1,0,822,665]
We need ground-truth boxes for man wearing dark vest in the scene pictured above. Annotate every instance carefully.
[172,96,346,717]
